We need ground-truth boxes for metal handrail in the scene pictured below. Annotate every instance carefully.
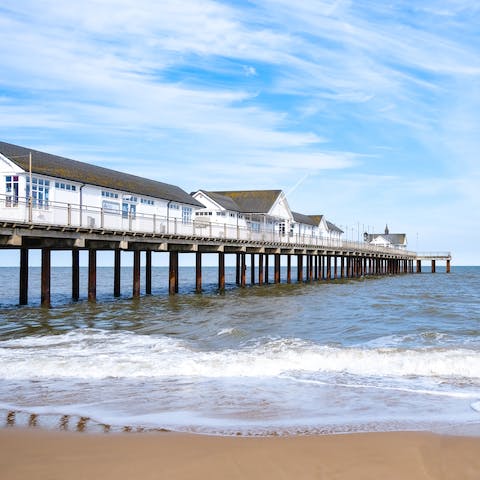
[0,194,417,257]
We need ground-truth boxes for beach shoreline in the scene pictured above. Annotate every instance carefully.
[1,428,479,479]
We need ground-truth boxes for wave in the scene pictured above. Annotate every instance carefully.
[1,329,479,380]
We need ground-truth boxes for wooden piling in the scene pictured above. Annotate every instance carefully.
[286,255,291,283]
[431,260,436,273]
[133,250,141,298]
[250,254,255,285]
[258,253,264,285]
[72,249,79,301]
[169,251,179,295]
[274,254,281,284]
[326,256,331,280]
[195,251,202,293]
[416,259,422,273]
[145,250,152,295]
[297,254,303,282]
[446,259,451,273]
[88,249,97,302]
[218,252,225,291]
[114,249,121,297]
[241,253,246,287]
[19,248,29,305]
[265,254,269,284]
[235,253,240,285]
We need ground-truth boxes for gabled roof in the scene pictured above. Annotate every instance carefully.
[326,220,344,233]
[209,190,283,214]
[195,191,242,212]
[366,233,406,245]
[0,141,203,207]
[292,211,317,226]
[308,215,324,226]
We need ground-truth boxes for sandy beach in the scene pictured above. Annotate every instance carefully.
[0,429,479,480]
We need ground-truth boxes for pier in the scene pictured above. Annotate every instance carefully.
[415,252,452,274]
[1,203,424,307]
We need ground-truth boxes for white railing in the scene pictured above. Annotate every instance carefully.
[0,194,416,257]
[416,252,451,259]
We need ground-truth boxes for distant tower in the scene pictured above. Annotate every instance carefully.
[385,224,389,235]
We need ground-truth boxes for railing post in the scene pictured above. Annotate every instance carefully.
[67,204,71,226]
[101,208,104,229]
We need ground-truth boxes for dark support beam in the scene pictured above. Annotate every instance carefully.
[334,256,338,279]
[431,259,436,273]
[145,250,152,295]
[241,253,246,287]
[265,255,269,284]
[314,256,318,280]
[446,259,451,273]
[274,254,281,284]
[19,248,29,305]
[133,250,141,298]
[258,253,264,285]
[169,251,179,295]
[250,254,255,285]
[416,259,422,273]
[196,251,202,293]
[41,248,51,308]
[235,253,241,285]
[297,255,303,282]
[72,249,79,301]
[218,252,225,291]
[286,255,291,284]
[326,256,331,280]
[88,249,97,302]
[307,255,313,282]
[114,250,121,297]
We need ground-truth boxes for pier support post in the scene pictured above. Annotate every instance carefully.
[169,251,179,295]
[250,254,255,285]
[235,253,240,285]
[431,260,436,273]
[241,253,246,287]
[314,256,318,280]
[297,254,303,282]
[114,250,121,297]
[145,250,152,295]
[41,248,51,308]
[19,248,29,305]
[446,259,451,273]
[258,254,264,285]
[340,256,344,278]
[195,251,202,293]
[287,255,291,283]
[133,250,141,298]
[265,255,269,284]
[326,256,331,280]
[72,249,80,301]
[88,249,97,302]
[274,254,281,284]
[334,256,338,279]
[218,252,225,291]
[416,260,422,273]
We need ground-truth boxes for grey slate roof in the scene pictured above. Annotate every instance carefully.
[0,141,202,207]
[366,233,406,245]
[208,190,283,214]
[326,220,344,233]
[292,211,317,226]
[196,191,242,212]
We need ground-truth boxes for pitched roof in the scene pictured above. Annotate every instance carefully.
[308,215,324,226]
[197,191,242,212]
[208,190,282,214]
[0,141,202,207]
[292,211,317,226]
[326,220,344,233]
[366,233,406,245]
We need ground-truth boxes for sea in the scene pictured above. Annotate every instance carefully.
[0,265,479,436]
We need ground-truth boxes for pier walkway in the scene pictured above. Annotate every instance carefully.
[0,195,445,307]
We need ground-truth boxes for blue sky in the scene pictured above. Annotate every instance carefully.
[1,0,480,265]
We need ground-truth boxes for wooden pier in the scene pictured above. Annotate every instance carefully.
[0,220,436,307]
[415,252,452,273]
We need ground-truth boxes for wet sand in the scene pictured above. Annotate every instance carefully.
[1,429,479,479]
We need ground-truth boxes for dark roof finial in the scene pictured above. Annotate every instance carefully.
[385,224,389,235]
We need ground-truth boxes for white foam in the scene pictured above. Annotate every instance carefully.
[471,401,480,413]
[1,330,479,381]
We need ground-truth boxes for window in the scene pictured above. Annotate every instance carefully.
[26,176,50,209]
[140,198,154,206]
[169,203,180,210]
[182,206,192,224]
[5,175,19,207]
[122,202,136,219]
[102,200,120,213]
[55,181,76,191]
[102,190,119,199]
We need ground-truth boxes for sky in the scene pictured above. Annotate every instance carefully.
[1,0,480,265]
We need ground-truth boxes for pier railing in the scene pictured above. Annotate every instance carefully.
[0,194,415,257]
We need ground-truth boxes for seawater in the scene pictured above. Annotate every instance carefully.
[0,266,479,436]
